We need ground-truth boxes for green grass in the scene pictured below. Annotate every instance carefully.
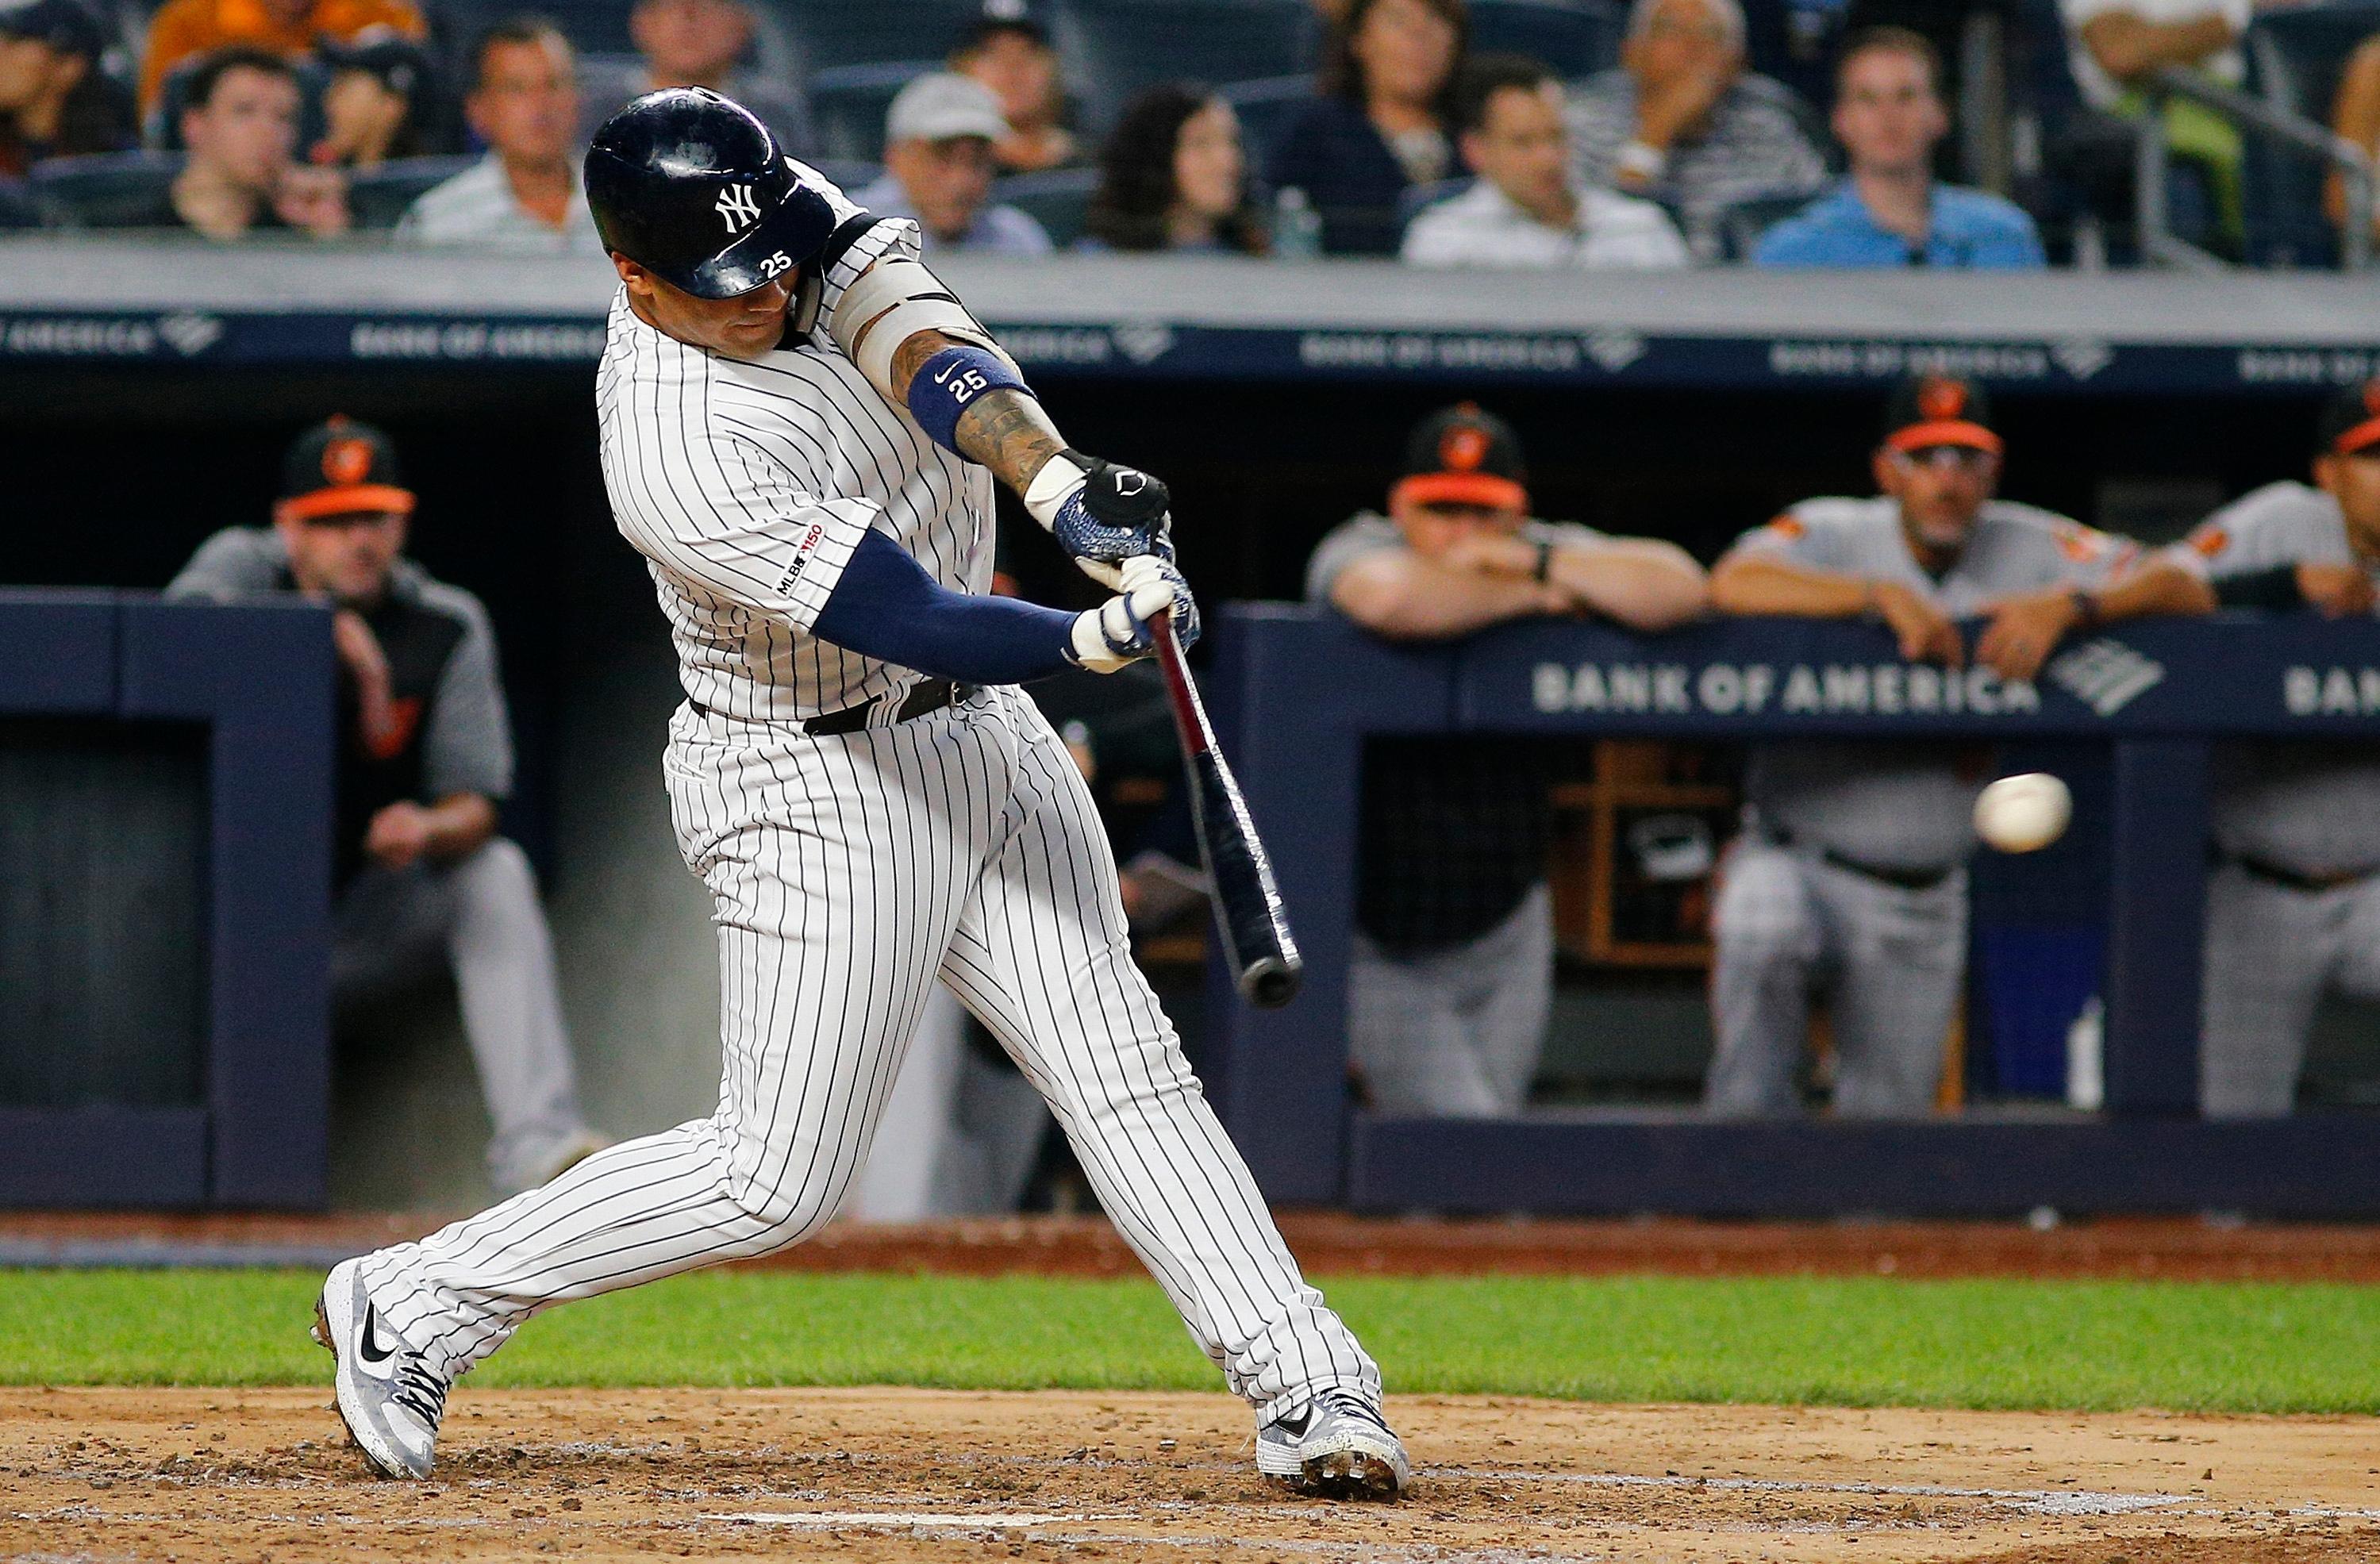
[3,1269,2376,1415]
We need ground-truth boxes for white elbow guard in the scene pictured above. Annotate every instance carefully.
[829,256,1020,405]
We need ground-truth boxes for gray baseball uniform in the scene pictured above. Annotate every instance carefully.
[168,528,598,1193]
[1305,512,1599,1116]
[1707,497,2133,1116]
[2179,481,2380,1116]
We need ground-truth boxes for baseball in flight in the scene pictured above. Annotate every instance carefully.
[1974,772,2072,854]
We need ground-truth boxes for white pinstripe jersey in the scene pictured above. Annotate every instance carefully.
[594,163,995,722]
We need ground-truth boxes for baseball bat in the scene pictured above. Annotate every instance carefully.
[1149,610,1303,1009]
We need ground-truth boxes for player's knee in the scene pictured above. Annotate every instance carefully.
[1712,851,1816,964]
[721,1162,845,1250]
[451,836,539,903]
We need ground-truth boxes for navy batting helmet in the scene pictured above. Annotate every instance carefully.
[584,88,838,299]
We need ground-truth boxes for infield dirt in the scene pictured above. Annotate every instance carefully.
[3,1386,2375,1563]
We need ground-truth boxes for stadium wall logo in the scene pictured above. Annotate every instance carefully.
[2047,639,2165,716]
[1530,660,2040,717]
[2285,664,2380,716]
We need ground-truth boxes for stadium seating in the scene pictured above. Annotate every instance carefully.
[29,150,184,228]
[1219,72,1312,167]
[0,179,36,229]
[347,155,479,229]
[807,59,933,163]
[1465,0,1621,81]
[771,0,986,72]
[1713,187,1817,262]
[1053,0,1313,135]
[2242,3,2380,268]
[994,163,1099,247]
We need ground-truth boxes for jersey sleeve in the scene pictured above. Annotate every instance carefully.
[1722,505,1850,572]
[419,590,516,803]
[2178,483,2340,578]
[2044,517,2138,590]
[618,429,880,633]
[1304,517,1403,603]
[164,528,288,600]
[792,159,925,344]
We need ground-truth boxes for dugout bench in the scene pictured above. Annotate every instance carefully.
[1201,605,2380,1218]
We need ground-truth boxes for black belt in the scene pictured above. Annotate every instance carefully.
[1766,827,1956,892]
[694,679,972,736]
[2230,854,2376,894]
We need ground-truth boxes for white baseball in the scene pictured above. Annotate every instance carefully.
[1974,772,2072,854]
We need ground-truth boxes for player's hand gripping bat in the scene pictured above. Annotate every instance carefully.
[1148,610,1302,1009]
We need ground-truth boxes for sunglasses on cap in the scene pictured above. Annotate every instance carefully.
[1889,444,1996,473]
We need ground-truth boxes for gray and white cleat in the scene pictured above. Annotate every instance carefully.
[1255,1389,1411,1501]
[310,1257,448,1479]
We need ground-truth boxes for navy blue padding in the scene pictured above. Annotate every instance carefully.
[120,598,335,1209]
[0,1108,209,1208]
[0,589,115,709]
[1055,0,1313,135]
[1466,0,1621,80]
[0,179,36,230]
[812,528,1077,685]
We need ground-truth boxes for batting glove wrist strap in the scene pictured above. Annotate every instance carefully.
[1030,448,1175,573]
[1067,555,1198,673]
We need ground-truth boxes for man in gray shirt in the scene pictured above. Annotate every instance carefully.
[1705,375,2209,1117]
[1306,403,1707,1116]
[2167,382,2380,1116]
[168,417,604,1195]
[1567,0,1827,256]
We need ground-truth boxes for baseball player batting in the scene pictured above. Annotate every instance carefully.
[310,89,1408,1502]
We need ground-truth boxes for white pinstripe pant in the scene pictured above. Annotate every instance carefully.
[357,685,1378,1419]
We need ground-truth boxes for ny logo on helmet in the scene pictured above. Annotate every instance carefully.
[715,184,762,233]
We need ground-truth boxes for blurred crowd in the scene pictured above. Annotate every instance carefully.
[3,0,2379,266]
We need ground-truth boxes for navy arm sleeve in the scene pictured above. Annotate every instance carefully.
[810,528,1078,685]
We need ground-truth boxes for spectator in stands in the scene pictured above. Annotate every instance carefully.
[1754,26,2041,269]
[2163,382,2380,1117]
[1082,84,1264,255]
[400,18,601,252]
[1702,375,2208,1120]
[857,71,1051,255]
[1567,0,1825,257]
[949,1,1076,175]
[1267,0,1465,255]
[0,0,133,176]
[575,0,808,157]
[102,47,348,237]
[2328,33,2380,242]
[140,0,421,114]
[1307,403,1707,1117]
[309,30,436,167]
[1402,53,1687,269]
[2059,0,2269,248]
[167,417,607,1196]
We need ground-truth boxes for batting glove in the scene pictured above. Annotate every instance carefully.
[1024,449,1175,588]
[1067,555,1199,674]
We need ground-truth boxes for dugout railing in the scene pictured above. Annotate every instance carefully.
[0,593,333,1209]
[1199,605,2380,1218]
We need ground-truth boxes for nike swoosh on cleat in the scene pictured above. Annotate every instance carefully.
[359,1305,398,1367]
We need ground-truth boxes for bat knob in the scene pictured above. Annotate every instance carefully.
[1240,956,1303,1009]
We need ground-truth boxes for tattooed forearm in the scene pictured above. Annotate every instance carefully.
[890,329,1065,493]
